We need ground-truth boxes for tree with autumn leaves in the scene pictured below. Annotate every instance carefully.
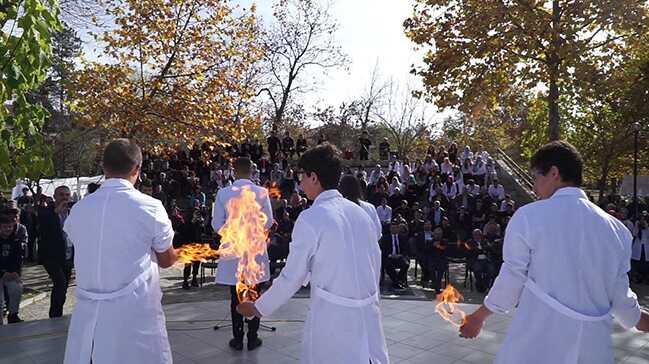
[404,0,648,141]
[70,0,265,148]
[405,1,649,193]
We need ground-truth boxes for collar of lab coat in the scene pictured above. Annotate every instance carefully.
[313,189,342,205]
[550,187,587,200]
[232,179,253,187]
[102,178,135,190]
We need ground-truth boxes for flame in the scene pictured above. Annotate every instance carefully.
[176,243,219,264]
[218,185,269,303]
[268,182,281,200]
[435,284,466,328]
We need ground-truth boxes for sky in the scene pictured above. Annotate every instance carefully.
[235,0,430,114]
[80,0,444,125]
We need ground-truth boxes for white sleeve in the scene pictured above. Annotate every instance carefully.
[484,210,531,314]
[151,201,174,253]
[255,218,318,316]
[610,228,642,329]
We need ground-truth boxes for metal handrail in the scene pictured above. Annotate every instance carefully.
[496,148,534,191]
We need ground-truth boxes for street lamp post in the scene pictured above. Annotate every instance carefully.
[633,122,640,222]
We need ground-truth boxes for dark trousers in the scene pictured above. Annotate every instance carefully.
[44,262,72,318]
[360,150,369,161]
[183,262,200,281]
[471,259,496,291]
[632,247,649,280]
[229,285,260,340]
[383,256,409,285]
[425,257,447,290]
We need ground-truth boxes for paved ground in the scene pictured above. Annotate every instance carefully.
[4,262,649,363]
[3,299,649,364]
[12,261,649,323]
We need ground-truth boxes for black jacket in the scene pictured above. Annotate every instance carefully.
[416,233,447,260]
[380,233,411,258]
[0,224,26,275]
[37,206,70,266]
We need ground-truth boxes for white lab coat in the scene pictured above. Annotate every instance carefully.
[255,190,389,364]
[63,178,174,364]
[211,179,273,286]
[359,200,382,241]
[485,187,641,364]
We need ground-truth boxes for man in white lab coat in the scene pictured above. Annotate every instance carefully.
[63,139,178,364]
[460,141,649,363]
[211,157,273,351]
[237,144,389,364]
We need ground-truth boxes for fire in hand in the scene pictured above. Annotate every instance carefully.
[435,284,467,328]
[176,243,219,264]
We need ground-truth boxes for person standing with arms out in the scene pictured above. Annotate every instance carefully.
[460,141,649,363]
[211,157,274,351]
[63,139,178,364]
[38,185,74,318]
[237,144,389,364]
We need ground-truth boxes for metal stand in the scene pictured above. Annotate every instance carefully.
[213,319,276,332]
[213,322,231,331]
[258,322,277,332]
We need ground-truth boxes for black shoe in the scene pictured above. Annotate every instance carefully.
[247,337,262,351]
[229,338,243,351]
[182,281,190,290]
[191,277,199,287]
[7,314,23,324]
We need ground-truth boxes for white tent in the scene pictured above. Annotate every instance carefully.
[37,175,105,200]
[619,175,649,197]
[11,180,29,200]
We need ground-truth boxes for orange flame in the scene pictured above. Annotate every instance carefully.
[176,243,219,264]
[268,183,281,200]
[218,185,269,303]
[435,284,466,327]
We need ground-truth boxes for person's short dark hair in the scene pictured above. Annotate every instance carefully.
[530,140,583,186]
[338,175,362,205]
[87,183,100,194]
[54,185,70,195]
[22,187,29,193]
[103,138,143,175]
[1,200,19,216]
[298,143,342,190]
[0,214,14,225]
[234,157,252,178]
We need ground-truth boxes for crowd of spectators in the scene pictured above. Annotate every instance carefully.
[110,136,514,294]
[1,129,648,324]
